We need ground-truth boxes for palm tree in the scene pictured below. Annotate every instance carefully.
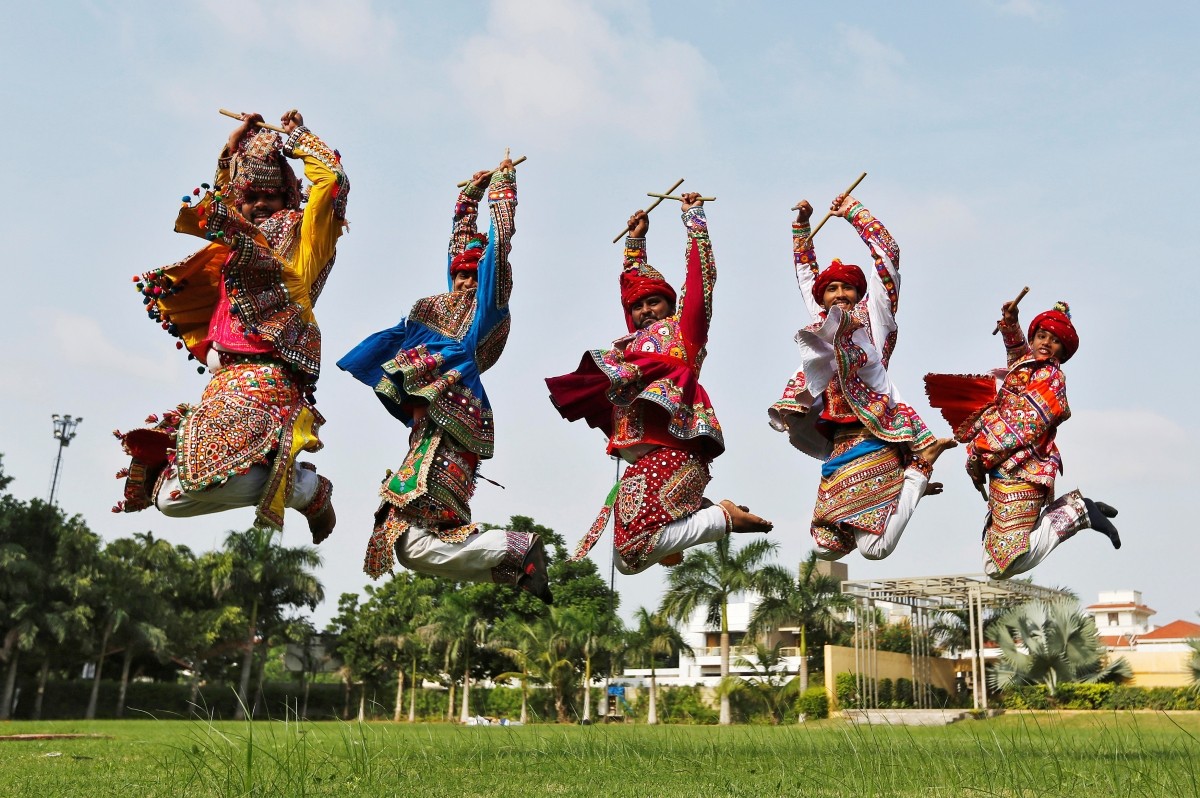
[626,608,693,725]
[747,552,851,693]
[210,527,323,720]
[660,535,779,724]
[733,641,801,723]
[562,606,611,723]
[492,620,543,724]
[377,631,423,722]
[419,591,489,723]
[988,599,1132,696]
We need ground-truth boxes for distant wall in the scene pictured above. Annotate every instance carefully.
[822,645,959,708]
[1120,650,1193,688]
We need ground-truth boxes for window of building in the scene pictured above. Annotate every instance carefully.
[1107,612,1119,626]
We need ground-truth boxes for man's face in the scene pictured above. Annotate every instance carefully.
[1030,328,1065,361]
[452,269,478,293]
[630,294,674,329]
[239,189,286,227]
[821,280,859,311]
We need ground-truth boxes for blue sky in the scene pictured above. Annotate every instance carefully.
[2,1,1196,628]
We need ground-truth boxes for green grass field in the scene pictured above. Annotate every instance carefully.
[2,713,1198,797]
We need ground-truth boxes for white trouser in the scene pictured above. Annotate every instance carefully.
[984,501,1083,579]
[155,463,319,517]
[397,525,516,583]
[815,467,928,562]
[616,505,730,575]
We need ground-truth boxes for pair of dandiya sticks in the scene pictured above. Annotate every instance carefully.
[221,109,1030,334]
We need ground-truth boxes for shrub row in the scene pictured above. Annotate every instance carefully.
[1000,683,1200,711]
[834,672,962,710]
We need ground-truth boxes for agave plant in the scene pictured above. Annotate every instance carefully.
[987,598,1131,696]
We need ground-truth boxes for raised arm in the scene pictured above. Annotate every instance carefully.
[285,111,349,307]
[791,200,824,321]
[996,300,1032,366]
[448,171,487,269]
[470,163,517,343]
[835,194,900,363]
[676,193,714,353]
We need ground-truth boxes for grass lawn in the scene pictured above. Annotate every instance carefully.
[1,712,1198,797]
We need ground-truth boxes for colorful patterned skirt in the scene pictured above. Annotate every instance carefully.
[114,356,322,529]
[572,447,711,569]
[810,426,906,554]
[363,416,481,578]
[983,477,1050,572]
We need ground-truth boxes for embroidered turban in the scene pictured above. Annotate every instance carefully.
[812,258,867,306]
[1028,301,1079,362]
[620,263,677,332]
[227,129,302,211]
[451,234,488,276]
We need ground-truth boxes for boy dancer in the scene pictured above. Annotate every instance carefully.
[547,193,772,575]
[769,194,955,561]
[115,111,348,542]
[927,300,1120,578]
[338,159,551,603]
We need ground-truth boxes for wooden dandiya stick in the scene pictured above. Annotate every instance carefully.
[796,171,868,246]
[218,108,286,133]
[612,178,685,243]
[455,155,528,188]
[992,286,1030,335]
[646,193,717,202]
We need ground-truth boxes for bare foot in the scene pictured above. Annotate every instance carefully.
[915,437,958,466]
[308,501,336,545]
[924,482,944,497]
[720,500,773,533]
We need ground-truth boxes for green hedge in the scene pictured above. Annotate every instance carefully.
[1001,683,1200,710]
[797,687,829,720]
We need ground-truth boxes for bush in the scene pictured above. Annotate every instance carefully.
[835,672,857,709]
[660,685,719,725]
[797,687,829,720]
[895,678,913,708]
[1055,683,1114,709]
[1000,684,1051,709]
[877,678,894,707]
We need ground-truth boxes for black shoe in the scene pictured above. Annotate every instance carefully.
[1084,499,1121,549]
[519,538,554,605]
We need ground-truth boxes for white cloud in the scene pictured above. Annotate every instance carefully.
[448,0,714,145]
[835,24,909,95]
[201,0,400,65]
[989,0,1059,21]
[48,311,174,385]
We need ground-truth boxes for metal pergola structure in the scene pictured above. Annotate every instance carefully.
[840,574,1070,710]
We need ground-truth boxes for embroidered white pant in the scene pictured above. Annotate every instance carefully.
[156,463,319,517]
[815,467,928,562]
[616,505,730,575]
[984,492,1088,579]
[397,525,516,583]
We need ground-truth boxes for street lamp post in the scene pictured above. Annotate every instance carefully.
[49,413,82,506]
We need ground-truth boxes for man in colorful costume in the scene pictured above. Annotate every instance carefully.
[338,159,550,602]
[114,111,348,543]
[769,194,956,562]
[547,194,772,575]
[925,300,1120,578]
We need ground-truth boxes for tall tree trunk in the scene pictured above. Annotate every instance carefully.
[393,667,404,722]
[799,625,809,694]
[235,599,259,721]
[554,690,568,723]
[85,623,113,720]
[719,600,731,725]
[115,647,134,718]
[33,657,50,720]
[188,675,202,718]
[519,674,528,724]
[252,652,268,719]
[341,675,351,720]
[408,657,417,722]
[0,649,20,720]
[459,657,471,723]
[357,685,366,722]
[299,666,309,720]
[447,682,455,722]
[582,653,592,722]
[647,669,658,725]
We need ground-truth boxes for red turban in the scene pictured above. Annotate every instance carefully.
[619,266,677,333]
[1028,301,1079,362]
[812,259,867,306]
[450,234,488,276]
